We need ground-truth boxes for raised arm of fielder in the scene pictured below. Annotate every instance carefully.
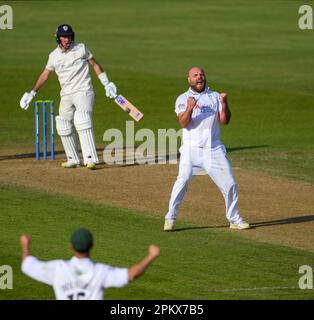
[127,245,160,282]
[20,235,58,285]
[21,234,160,284]
[20,234,31,260]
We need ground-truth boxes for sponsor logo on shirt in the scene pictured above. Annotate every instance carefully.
[200,105,214,114]
[177,103,185,111]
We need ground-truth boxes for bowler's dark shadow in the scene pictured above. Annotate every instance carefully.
[164,214,314,232]
[250,215,314,228]
[226,145,268,153]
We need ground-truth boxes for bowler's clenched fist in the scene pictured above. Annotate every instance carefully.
[220,92,228,103]
[187,97,197,110]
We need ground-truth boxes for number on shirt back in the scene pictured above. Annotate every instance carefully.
[67,292,86,300]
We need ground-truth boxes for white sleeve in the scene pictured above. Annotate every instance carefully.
[85,45,93,60]
[217,92,222,112]
[175,95,186,116]
[103,266,128,288]
[21,256,58,286]
[46,54,55,71]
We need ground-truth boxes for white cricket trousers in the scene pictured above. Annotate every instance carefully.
[59,91,94,120]
[165,144,242,223]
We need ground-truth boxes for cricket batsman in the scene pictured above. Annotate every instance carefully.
[19,24,117,169]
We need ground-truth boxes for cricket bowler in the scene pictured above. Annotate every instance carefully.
[19,24,117,169]
[20,229,160,300]
[164,67,250,231]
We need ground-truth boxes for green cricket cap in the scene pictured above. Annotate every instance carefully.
[70,228,93,253]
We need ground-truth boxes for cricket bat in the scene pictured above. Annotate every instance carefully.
[114,95,144,122]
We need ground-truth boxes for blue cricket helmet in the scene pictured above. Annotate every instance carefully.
[55,24,75,43]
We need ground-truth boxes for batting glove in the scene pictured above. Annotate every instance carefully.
[105,82,117,99]
[98,72,117,99]
[20,91,36,110]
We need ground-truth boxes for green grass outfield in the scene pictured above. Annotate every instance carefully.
[0,0,313,182]
[1,183,314,300]
[0,0,314,300]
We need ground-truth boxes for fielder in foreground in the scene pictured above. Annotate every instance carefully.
[19,24,118,169]
[164,67,250,231]
[20,229,160,300]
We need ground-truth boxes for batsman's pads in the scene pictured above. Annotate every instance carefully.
[56,116,80,164]
[73,112,99,165]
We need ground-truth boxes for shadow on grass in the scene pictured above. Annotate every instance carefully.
[0,150,64,160]
[251,215,314,228]
[173,225,229,232]
[227,145,268,153]
[0,145,268,161]
[167,214,314,232]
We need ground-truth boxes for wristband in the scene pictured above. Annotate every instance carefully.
[30,90,37,97]
[98,72,109,87]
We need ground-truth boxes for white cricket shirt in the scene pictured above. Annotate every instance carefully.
[22,256,128,300]
[46,43,94,96]
[175,87,223,148]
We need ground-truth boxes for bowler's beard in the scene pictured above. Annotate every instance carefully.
[191,80,206,93]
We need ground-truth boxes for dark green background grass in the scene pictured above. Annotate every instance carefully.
[1,184,313,300]
[1,0,314,300]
